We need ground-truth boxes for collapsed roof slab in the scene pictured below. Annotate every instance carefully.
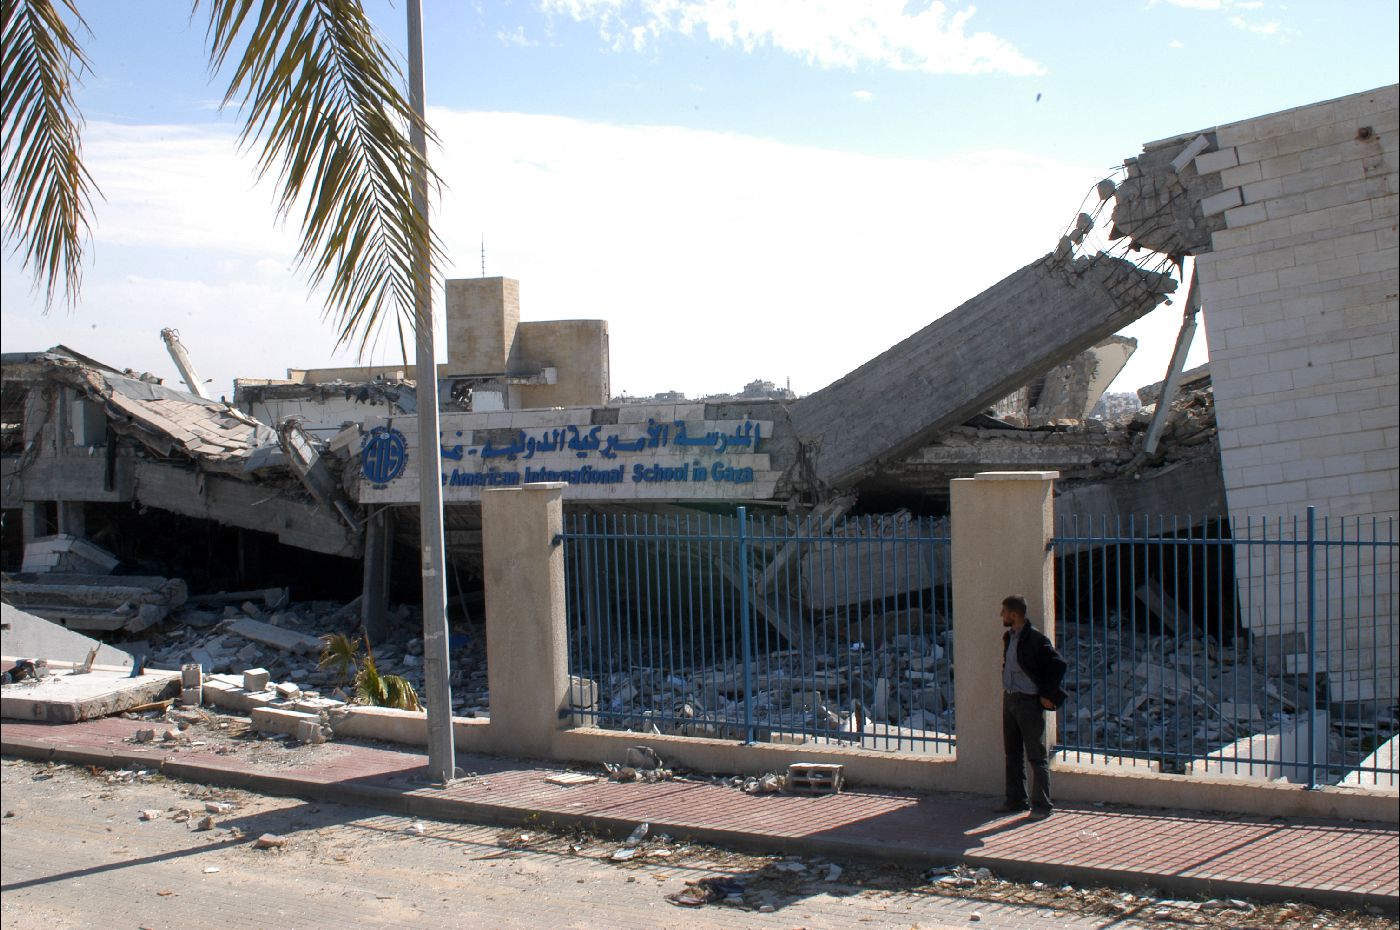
[787,253,1177,491]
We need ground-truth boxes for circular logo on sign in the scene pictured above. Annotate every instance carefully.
[361,426,408,488]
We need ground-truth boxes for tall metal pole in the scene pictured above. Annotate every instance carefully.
[406,0,455,784]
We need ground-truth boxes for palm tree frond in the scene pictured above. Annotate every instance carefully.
[197,0,447,357]
[317,631,361,683]
[382,673,421,711]
[0,0,98,309]
[353,653,387,706]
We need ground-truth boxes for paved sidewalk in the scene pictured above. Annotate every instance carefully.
[3,716,1396,911]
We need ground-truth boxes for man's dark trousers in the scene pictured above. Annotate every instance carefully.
[1003,691,1051,811]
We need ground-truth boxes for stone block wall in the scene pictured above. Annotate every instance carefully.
[1188,85,1398,702]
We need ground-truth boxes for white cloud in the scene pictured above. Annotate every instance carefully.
[498,25,539,47]
[1156,0,1296,39]
[1168,39,1185,49]
[1228,15,1286,36]
[540,0,1045,76]
[852,89,874,102]
[2,111,1198,401]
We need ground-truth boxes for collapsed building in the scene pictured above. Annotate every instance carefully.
[2,85,1394,778]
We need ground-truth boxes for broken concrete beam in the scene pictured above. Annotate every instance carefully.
[1029,336,1137,424]
[187,587,289,608]
[1,667,180,723]
[787,253,1175,489]
[20,534,120,575]
[1135,580,1186,633]
[799,541,945,611]
[1,573,186,634]
[225,619,322,655]
[1,574,188,609]
[1111,132,1225,255]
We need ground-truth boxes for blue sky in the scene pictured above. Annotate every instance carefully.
[3,0,1397,401]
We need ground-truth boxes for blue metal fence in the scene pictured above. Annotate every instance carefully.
[560,508,954,752]
[1053,508,1398,787]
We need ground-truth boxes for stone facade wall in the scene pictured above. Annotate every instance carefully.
[513,319,610,408]
[1188,85,1397,702]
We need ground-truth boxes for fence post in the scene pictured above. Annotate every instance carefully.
[950,471,1059,792]
[481,482,569,759]
[738,505,755,744]
[1306,504,1318,787]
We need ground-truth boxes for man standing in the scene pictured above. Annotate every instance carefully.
[998,594,1067,820]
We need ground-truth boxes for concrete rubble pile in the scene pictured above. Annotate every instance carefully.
[581,616,955,747]
[135,596,489,718]
[1058,616,1397,780]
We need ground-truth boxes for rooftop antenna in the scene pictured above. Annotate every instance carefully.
[480,236,486,277]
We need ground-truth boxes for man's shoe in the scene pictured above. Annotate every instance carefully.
[993,802,1029,814]
[1027,808,1053,821]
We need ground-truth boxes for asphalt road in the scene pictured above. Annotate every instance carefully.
[0,758,1390,930]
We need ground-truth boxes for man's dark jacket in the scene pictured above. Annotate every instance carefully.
[1002,621,1069,708]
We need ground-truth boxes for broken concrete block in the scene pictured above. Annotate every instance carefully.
[226,619,321,655]
[1170,134,1212,174]
[292,717,328,744]
[251,706,325,742]
[253,833,287,849]
[179,686,203,707]
[180,664,203,688]
[289,696,345,715]
[139,809,162,821]
[274,682,301,701]
[201,678,277,714]
[242,668,271,692]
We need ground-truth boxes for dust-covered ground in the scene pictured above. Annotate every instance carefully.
[2,757,1395,930]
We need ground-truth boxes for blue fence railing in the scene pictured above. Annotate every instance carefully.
[560,507,954,752]
[1052,508,1398,787]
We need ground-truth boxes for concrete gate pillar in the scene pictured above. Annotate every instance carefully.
[481,483,569,758]
[950,471,1058,792]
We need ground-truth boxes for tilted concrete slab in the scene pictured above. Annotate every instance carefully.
[787,253,1176,490]
[1,661,180,723]
[1,603,137,668]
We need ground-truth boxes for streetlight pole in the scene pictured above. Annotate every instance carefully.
[406,0,455,784]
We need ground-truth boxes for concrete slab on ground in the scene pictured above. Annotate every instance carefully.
[1,664,179,723]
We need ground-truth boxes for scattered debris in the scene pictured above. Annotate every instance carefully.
[253,833,287,849]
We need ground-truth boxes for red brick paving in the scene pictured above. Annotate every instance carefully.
[4,716,1395,908]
